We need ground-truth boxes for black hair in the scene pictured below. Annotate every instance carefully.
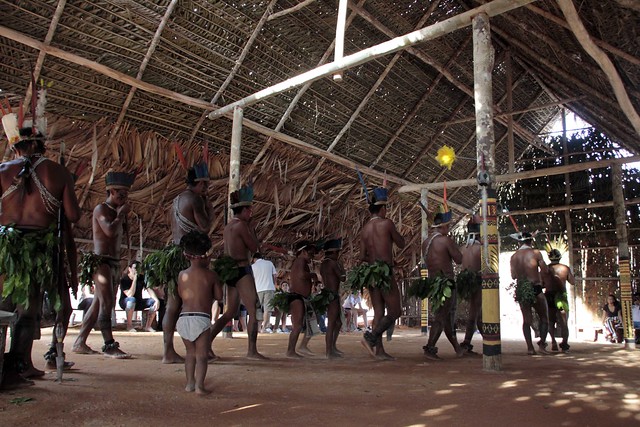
[129,260,141,268]
[254,252,263,259]
[368,204,383,214]
[186,167,197,186]
[232,205,249,216]
[607,294,618,303]
[180,230,211,256]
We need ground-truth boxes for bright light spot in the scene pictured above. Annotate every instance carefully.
[435,389,453,395]
[514,396,530,402]
[421,404,457,416]
[567,407,583,414]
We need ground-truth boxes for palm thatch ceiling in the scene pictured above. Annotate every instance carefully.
[0,0,638,271]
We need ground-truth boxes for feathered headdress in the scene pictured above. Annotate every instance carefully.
[323,238,343,252]
[545,236,568,262]
[432,181,451,227]
[371,187,388,206]
[230,182,254,208]
[1,79,49,145]
[106,170,136,190]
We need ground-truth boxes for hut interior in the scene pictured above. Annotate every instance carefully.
[0,1,639,324]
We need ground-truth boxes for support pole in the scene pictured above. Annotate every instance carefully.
[473,12,501,371]
[612,163,635,349]
[420,189,429,335]
[224,106,244,338]
[561,110,577,336]
[333,0,348,82]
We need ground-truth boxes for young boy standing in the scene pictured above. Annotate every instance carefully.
[176,231,222,395]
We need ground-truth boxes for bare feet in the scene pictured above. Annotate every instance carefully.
[334,348,344,356]
[537,344,550,355]
[20,364,45,379]
[162,351,185,364]
[185,383,195,392]
[455,347,466,358]
[196,387,211,396]
[375,352,396,361]
[246,352,268,360]
[286,351,303,359]
[527,349,537,355]
[72,343,99,355]
[326,351,343,360]
[0,370,34,390]
[297,347,314,357]
[102,342,131,359]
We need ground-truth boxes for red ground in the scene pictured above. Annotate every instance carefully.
[1,327,639,426]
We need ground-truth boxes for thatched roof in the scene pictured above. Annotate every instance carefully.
[0,0,638,270]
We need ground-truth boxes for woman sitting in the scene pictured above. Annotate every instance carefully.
[602,294,622,343]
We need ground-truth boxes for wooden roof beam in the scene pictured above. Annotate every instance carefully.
[188,0,277,144]
[207,0,537,120]
[351,2,552,155]
[399,155,640,192]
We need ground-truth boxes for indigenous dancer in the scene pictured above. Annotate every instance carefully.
[160,161,212,364]
[422,204,464,360]
[0,96,81,387]
[509,232,550,355]
[285,241,318,358]
[458,215,483,354]
[176,231,221,395]
[320,238,346,359]
[545,247,574,352]
[209,184,265,359]
[73,171,135,358]
[359,187,405,360]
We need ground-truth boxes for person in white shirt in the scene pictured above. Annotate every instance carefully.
[252,253,277,333]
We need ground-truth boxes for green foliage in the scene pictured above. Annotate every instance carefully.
[269,290,290,313]
[346,261,392,294]
[212,255,239,285]
[142,244,188,294]
[79,252,102,289]
[310,288,336,315]
[508,278,536,305]
[0,225,58,310]
[456,269,482,301]
[407,275,453,313]
[555,291,570,312]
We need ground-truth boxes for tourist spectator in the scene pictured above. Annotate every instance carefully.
[119,261,159,332]
[252,253,277,333]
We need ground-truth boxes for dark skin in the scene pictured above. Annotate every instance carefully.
[287,248,315,358]
[460,232,482,351]
[360,205,405,359]
[178,256,221,395]
[544,261,574,351]
[164,180,212,364]
[73,187,131,358]
[320,250,345,359]
[423,223,464,358]
[510,240,550,355]
[210,205,265,359]
[0,141,80,384]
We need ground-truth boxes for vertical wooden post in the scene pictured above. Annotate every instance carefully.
[333,0,348,82]
[612,163,635,349]
[561,110,577,335]
[420,188,429,335]
[473,12,501,371]
[223,106,244,338]
[506,49,515,173]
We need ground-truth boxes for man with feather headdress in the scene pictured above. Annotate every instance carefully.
[359,186,405,360]
[544,239,574,353]
[209,182,265,359]
[0,88,81,387]
[509,231,551,355]
[158,158,214,364]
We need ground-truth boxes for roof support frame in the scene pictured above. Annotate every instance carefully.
[206,0,537,120]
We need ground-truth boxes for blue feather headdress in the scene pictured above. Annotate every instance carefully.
[106,171,135,190]
[230,183,253,208]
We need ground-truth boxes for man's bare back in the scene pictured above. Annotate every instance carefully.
[178,266,220,313]
[0,157,80,228]
[510,248,548,283]
[171,186,211,244]
[360,217,404,264]
[320,258,343,294]
[460,243,481,272]
[424,232,462,279]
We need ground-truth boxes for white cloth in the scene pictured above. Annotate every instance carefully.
[176,312,211,342]
[632,304,640,322]
[252,259,277,292]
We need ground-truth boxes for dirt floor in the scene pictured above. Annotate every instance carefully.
[1,326,639,427]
